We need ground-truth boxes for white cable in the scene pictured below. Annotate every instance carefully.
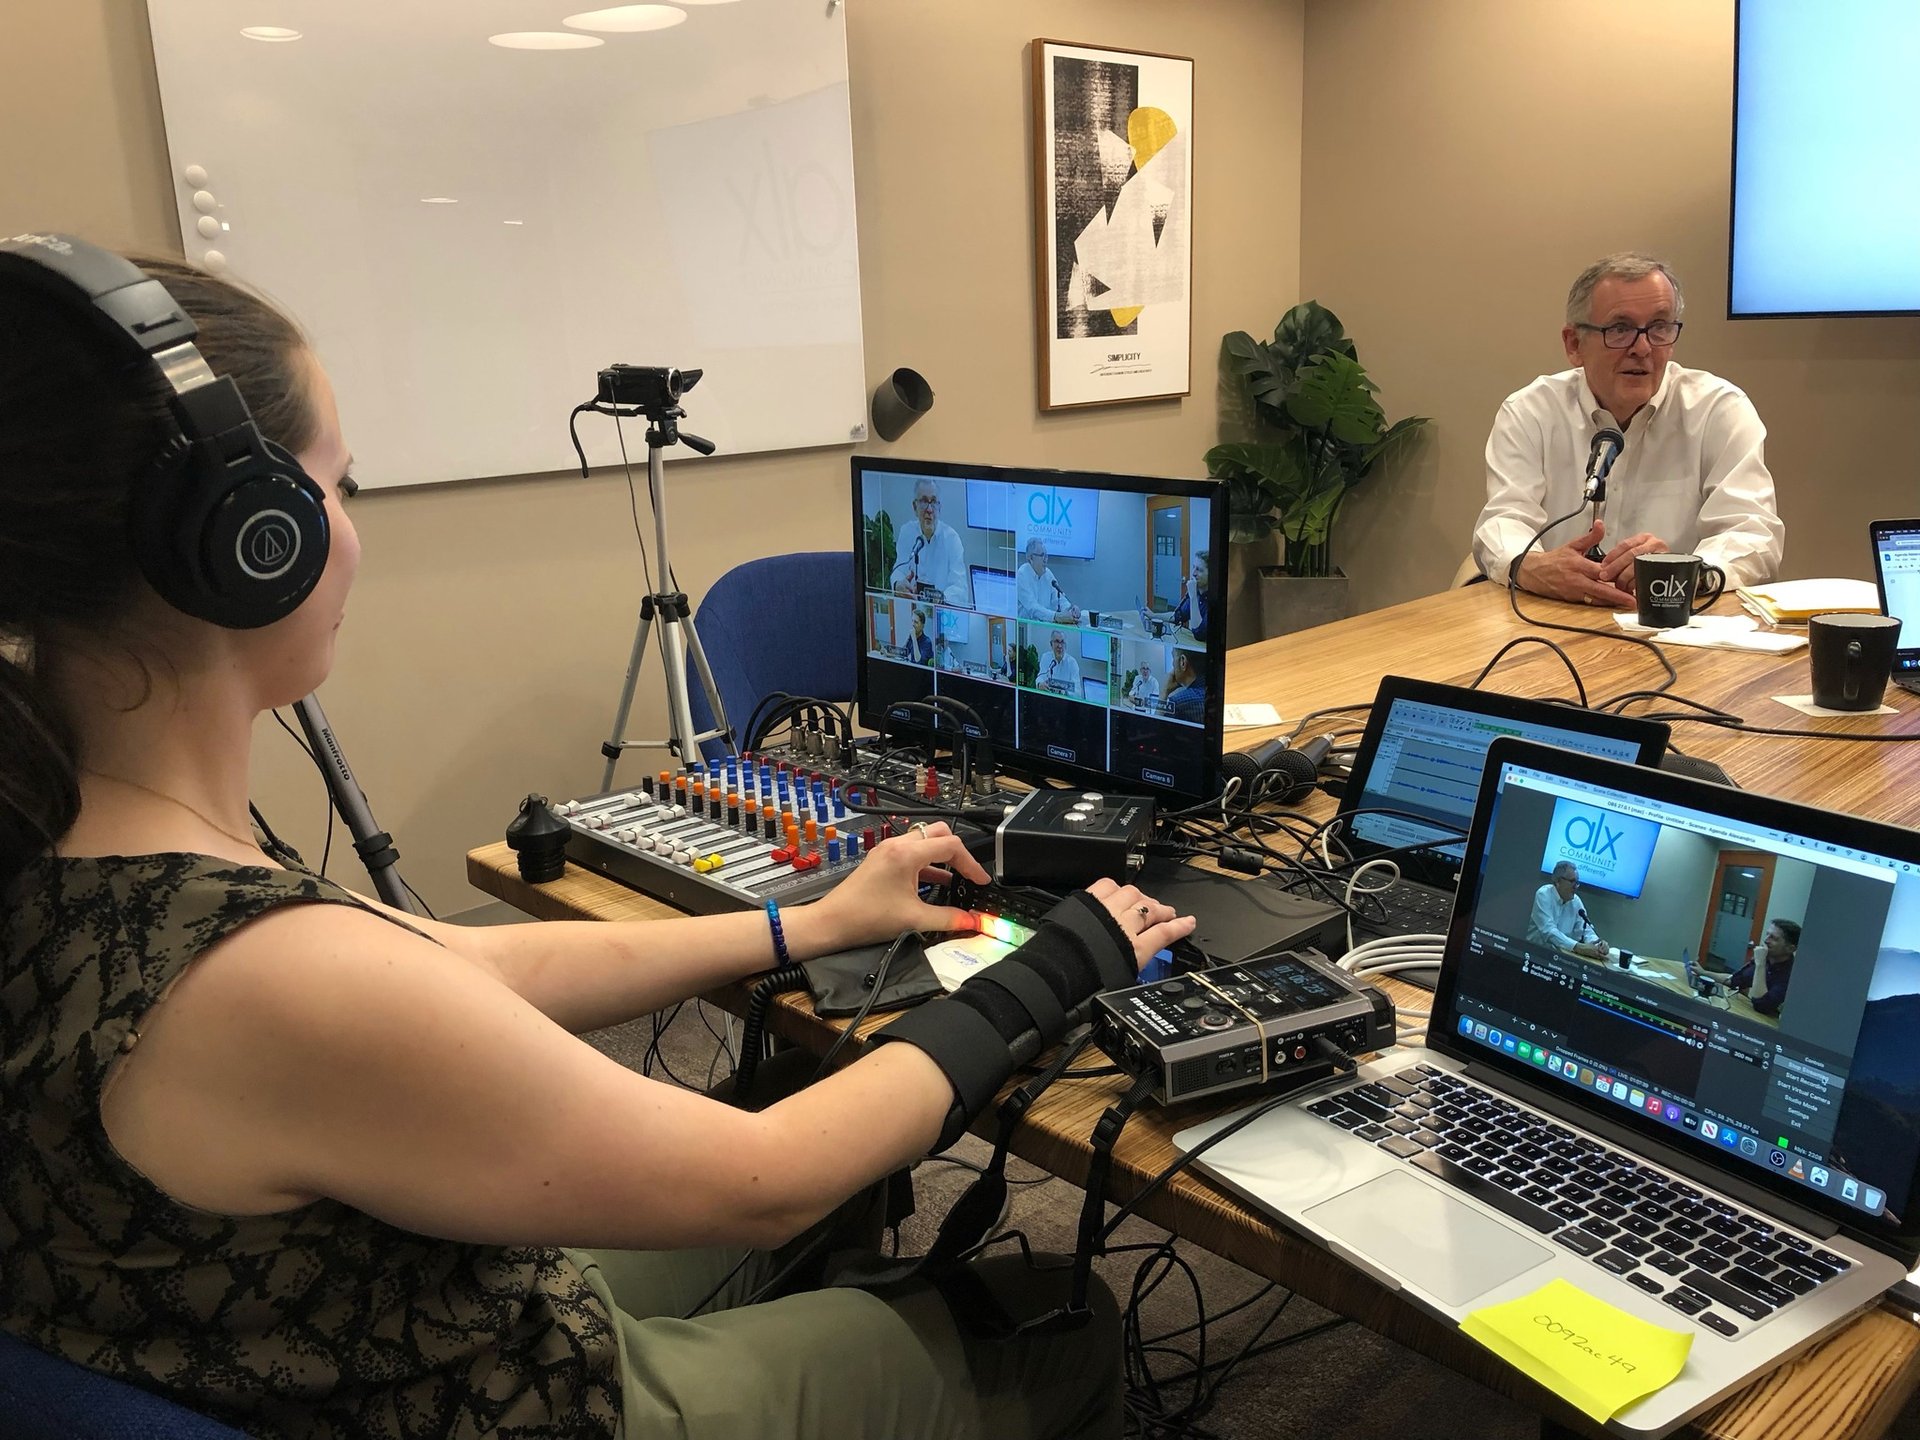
[1342,855,1404,952]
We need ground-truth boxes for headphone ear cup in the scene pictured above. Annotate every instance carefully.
[130,433,330,629]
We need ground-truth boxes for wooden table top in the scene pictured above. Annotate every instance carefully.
[466,583,1920,1440]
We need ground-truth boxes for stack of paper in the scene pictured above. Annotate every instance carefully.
[1737,578,1881,626]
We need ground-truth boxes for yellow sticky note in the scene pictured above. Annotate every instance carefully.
[1461,1278,1693,1423]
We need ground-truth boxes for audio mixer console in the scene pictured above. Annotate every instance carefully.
[556,747,1014,915]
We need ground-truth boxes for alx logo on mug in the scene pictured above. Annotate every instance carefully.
[1635,552,1726,629]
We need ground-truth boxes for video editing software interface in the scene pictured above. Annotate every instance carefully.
[1348,689,1660,881]
[1876,520,1920,677]
[1446,757,1920,1228]
[854,459,1225,799]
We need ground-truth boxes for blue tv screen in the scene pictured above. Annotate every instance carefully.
[1731,0,1920,316]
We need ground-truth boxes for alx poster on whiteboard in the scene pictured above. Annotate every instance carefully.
[144,2,867,490]
[1032,39,1193,412]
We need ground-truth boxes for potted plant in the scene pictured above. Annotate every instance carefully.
[862,507,896,591]
[1205,301,1426,637]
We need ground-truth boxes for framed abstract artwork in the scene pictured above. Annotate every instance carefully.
[1032,39,1193,411]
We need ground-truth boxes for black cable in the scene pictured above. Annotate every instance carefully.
[1504,501,1679,693]
[271,707,336,877]
[808,929,915,1084]
[1461,635,1590,706]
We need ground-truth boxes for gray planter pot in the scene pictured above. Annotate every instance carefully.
[1256,566,1351,639]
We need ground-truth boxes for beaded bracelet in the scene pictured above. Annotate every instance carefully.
[765,900,792,967]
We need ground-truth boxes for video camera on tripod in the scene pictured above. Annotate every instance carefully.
[570,362,731,787]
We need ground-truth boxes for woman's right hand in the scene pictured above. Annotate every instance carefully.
[1082,876,1196,969]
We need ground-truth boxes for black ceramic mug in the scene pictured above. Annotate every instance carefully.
[1635,552,1726,629]
[1808,612,1901,711]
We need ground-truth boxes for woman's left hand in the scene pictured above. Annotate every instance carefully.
[801,822,988,953]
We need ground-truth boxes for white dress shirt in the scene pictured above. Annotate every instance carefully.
[1040,650,1081,693]
[1528,884,1598,952]
[1017,563,1072,620]
[890,520,969,606]
[1473,363,1784,589]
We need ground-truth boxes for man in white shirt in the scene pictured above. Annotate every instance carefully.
[1127,660,1157,708]
[1016,538,1080,622]
[1472,253,1784,607]
[1527,861,1607,959]
[890,477,969,606]
[1038,629,1081,694]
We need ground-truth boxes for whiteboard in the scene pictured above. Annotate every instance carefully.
[146,1,867,489]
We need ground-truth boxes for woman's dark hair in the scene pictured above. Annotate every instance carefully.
[0,251,316,884]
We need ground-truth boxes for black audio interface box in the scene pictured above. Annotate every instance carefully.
[1093,948,1395,1105]
[992,788,1154,889]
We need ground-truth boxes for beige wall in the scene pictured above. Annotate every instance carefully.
[1301,0,1920,618]
[2,0,1304,914]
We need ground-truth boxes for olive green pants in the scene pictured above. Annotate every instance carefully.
[571,1060,1123,1439]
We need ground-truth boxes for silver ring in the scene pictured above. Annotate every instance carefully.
[913,822,931,839]
[1136,904,1150,918]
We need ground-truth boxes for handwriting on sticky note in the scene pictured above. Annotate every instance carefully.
[1462,1278,1692,1423]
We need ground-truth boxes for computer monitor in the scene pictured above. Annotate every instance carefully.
[854,457,1226,800]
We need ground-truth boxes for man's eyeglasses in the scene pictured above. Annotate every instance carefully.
[1575,319,1683,349]
[913,494,941,507]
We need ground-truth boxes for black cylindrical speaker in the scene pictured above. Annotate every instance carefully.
[872,367,934,441]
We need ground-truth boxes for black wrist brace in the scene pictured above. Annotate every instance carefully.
[871,890,1137,1149]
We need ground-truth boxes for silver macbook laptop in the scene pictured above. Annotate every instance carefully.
[1176,737,1920,1435]
[1870,517,1920,695]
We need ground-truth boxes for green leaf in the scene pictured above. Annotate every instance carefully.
[1285,352,1384,447]
[1272,301,1352,370]
[1356,414,1429,478]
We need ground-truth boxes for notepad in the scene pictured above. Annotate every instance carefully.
[1223,703,1282,729]
[1462,1278,1692,1423]
[1738,577,1881,625]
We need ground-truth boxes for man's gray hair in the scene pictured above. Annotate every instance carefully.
[1552,860,1580,881]
[1565,252,1686,327]
[1025,537,1046,557]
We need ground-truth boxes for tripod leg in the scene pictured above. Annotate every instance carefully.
[656,611,702,768]
[601,603,655,791]
[680,613,737,756]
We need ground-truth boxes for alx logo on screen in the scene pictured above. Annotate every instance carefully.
[1541,796,1661,897]
[1028,490,1074,525]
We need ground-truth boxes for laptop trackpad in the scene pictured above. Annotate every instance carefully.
[1305,1171,1552,1306]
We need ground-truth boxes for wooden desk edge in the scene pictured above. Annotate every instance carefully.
[465,842,1920,1439]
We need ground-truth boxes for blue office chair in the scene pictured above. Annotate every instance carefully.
[685,551,857,761]
[0,1327,247,1439]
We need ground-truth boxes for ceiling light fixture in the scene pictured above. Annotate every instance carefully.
[240,26,303,42]
[488,31,606,50]
[563,6,689,34]
[421,197,459,205]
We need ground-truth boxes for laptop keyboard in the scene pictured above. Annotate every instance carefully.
[1361,880,1454,935]
[1305,1065,1856,1337]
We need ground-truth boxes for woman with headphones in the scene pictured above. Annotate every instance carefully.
[0,236,1195,1439]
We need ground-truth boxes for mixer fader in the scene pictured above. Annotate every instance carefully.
[556,749,1002,915]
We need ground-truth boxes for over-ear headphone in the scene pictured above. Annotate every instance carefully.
[0,232,329,629]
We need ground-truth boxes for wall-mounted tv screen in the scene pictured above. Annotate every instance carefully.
[1731,0,1920,317]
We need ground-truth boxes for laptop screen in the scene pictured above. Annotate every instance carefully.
[1434,741,1920,1243]
[1872,518,1920,676]
[1341,678,1669,888]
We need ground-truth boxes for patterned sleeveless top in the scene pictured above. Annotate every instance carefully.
[0,849,623,1438]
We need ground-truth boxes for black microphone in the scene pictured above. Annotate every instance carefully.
[1219,734,1333,807]
[1583,428,1624,561]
